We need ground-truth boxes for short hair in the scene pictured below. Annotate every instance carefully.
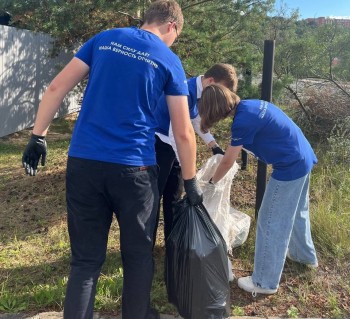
[143,0,184,32]
[204,63,238,93]
[198,84,241,133]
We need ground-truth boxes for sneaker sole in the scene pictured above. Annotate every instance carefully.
[238,281,277,295]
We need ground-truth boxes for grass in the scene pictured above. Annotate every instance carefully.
[0,114,349,317]
[311,145,350,260]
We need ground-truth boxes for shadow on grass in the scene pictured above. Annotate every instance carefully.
[0,250,125,313]
[0,168,67,245]
[0,245,176,315]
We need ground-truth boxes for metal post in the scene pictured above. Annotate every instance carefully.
[255,40,275,218]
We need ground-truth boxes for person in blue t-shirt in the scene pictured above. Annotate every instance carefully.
[198,83,318,295]
[21,1,203,319]
[153,63,238,244]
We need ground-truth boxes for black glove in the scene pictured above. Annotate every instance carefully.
[212,145,225,155]
[183,176,203,206]
[22,134,47,176]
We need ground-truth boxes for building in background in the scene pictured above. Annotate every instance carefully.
[305,16,350,28]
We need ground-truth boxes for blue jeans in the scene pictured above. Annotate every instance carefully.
[252,173,317,290]
[63,157,159,319]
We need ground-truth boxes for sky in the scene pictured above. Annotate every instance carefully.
[273,0,350,19]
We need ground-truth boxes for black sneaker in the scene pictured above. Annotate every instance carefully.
[147,308,160,319]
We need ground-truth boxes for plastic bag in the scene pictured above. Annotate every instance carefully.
[165,199,230,319]
[196,155,251,252]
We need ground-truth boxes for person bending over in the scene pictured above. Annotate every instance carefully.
[198,83,318,295]
[153,63,238,244]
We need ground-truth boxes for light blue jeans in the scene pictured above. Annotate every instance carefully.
[252,173,318,290]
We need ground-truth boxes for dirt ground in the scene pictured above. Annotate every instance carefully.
[1,119,349,319]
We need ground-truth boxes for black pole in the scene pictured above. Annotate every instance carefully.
[0,11,11,26]
[255,40,275,218]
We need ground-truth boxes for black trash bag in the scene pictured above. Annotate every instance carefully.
[165,198,230,319]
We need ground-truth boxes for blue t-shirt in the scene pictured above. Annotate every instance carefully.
[68,27,189,165]
[155,77,199,136]
[231,100,317,181]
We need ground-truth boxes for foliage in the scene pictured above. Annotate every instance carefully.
[311,140,350,260]
[261,10,350,133]
[0,292,27,312]
[286,306,299,318]
[0,0,144,53]
[288,83,350,142]
[0,0,273,77]
[176,0,273,74]
[2,0,350,109]
[231,305,245,316]
[268,10,350,83]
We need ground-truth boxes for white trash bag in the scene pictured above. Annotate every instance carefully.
[196,154,251,253]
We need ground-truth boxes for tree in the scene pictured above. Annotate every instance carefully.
[0,0,273,80]
[266,12,350,139]
[0,0,148,51]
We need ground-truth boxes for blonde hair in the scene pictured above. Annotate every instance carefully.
[204,63,238,93]
[143,0,184,32]
[198,84,241,133]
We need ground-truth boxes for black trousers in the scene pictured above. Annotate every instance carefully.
[63,156,159,319]
[154,136,183,244]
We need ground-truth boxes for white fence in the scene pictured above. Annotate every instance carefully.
[0,25,80,137]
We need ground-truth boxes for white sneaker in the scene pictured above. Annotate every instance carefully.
[286,251,318,268]
[237,276,277,295]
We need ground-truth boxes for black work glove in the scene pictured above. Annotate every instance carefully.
[212,145,225,155]
[22,134,47,176]
[183,176,203,206]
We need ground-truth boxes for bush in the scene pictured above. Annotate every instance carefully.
[291,82,350,142]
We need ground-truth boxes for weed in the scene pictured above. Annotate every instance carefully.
[0,281,28,312]
[287,306,299,318]
[31,284,64,307]
[0,293,28,312]
[327,294,343,319]
[231,305,245,316]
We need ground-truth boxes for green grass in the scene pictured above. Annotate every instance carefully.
[311,143,350,260]
[0,115,349,317]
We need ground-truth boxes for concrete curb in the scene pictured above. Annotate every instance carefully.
[0,312,324,319]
